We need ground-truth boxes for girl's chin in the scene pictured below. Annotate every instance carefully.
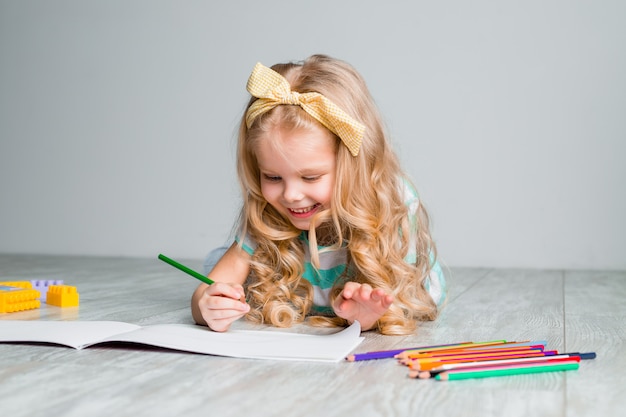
[289,219,313,231]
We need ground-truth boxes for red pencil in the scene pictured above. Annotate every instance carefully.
[409,351,556,371]
[409,356,580,379]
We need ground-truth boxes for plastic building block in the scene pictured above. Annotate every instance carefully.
[46,285,79,307]
[31,279,64,301]
[0,281,41,313]
[0,281,35,290]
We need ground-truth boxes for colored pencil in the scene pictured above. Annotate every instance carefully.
[346,341,475,362]
[346,340,521,362]
[401,348,544,366]
[562,352,596,360]
[462,340,547,351]
[158,254,214,285]
[406,346,544,359]
[409,351,556,371]
[394,340,507,360]
[409,349,558,363]
[410,356,582,379]
[158,253,248,304]
[395,341,545,365]
[435,361,580,381]
[429,353,583,371]
[410,350,596,371]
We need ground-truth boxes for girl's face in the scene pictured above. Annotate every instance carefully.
[255,125,337,231]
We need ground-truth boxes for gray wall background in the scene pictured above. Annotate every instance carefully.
[1,1,624,270]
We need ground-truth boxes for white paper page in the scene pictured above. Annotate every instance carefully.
[0,320,141,349]
[101,321,364,362]
[0,320,364,362]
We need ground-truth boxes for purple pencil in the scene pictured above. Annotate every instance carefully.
[346,341,474,362]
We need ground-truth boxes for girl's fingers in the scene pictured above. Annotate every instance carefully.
[342,282,373,302]
[199,282,249,332]
[205,293,248,311]
[340,281,357,298]
[204,304,249,332]
[357,283,373,300]
[206,282,246,302]
[205,301,249,317]
[370,288,392,304]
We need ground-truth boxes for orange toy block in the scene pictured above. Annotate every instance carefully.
[46,285,80,307]
[0,281,41,313]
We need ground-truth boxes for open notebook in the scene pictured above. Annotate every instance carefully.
[0,320,363,362]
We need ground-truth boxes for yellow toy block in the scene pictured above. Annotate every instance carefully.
[46,285,80,307]
[0,281,41,313]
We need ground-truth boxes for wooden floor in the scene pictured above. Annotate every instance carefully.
[0,254,624,417]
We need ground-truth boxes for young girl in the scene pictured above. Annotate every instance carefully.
[192,54,445,335]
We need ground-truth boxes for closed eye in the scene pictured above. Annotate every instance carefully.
[262,174,281,182]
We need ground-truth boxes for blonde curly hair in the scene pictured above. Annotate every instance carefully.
[236,54,439,335]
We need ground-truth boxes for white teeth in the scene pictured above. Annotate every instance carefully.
[290,204,317,214]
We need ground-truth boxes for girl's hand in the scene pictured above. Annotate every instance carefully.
[193,282,249,332]
[332,282,394,331]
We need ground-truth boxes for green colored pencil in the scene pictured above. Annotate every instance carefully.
[158,254,214,285]
[435,362,579,381]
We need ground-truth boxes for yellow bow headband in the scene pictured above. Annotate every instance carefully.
[245,62,365,157]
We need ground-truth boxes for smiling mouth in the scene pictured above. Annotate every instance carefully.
[289,204,321,215]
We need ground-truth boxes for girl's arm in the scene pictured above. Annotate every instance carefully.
[191,242,251,332]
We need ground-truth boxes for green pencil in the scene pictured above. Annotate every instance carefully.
[158,254,214,285]
[435,362,579,381]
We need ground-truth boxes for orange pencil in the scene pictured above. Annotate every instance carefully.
[409,351,554,371]
[396,341,542,365]
[399,346,543,365]
[405,346,542,359]
[409,350,554,366]
[394,340,507,360]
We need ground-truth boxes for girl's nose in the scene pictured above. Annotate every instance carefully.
[282,181,304,202]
